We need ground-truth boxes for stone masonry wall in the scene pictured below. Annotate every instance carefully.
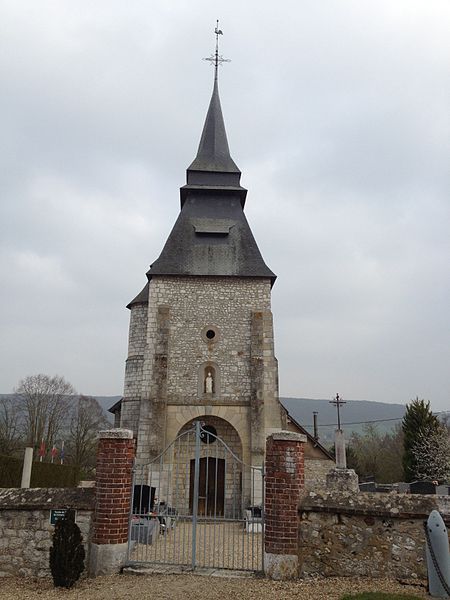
[176,416,244,516]
[124,276,282,463]
[298,490,450,580]
[149,276,272,404]
[0,488,94,578]
[121,302,148,435]
[304,458,334,490]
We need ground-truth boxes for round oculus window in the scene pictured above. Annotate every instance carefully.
[201,326,220,343]
[200,425,217,444]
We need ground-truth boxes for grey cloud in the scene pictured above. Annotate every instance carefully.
[0,0,448,409]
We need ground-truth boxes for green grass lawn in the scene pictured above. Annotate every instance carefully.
[341,593,424,600]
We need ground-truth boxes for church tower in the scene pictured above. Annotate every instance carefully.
[120,33,284,469]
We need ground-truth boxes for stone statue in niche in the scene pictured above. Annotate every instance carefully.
[205,370,214,394]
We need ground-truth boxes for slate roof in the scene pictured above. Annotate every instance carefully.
[146,194,276,282]
[187,79,240,175]
[128,74,276,308]
[126,282,149,309]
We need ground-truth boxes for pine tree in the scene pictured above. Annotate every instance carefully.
[49,508,85,588]
[402,397,439,482]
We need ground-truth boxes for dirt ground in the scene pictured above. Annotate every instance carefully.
[0,573,429,600]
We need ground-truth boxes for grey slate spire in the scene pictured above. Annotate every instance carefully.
[187,78,240,175]
[181,75,245,203]
[128,34,276,308]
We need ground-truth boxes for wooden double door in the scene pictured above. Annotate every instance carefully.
[189,457,225,516]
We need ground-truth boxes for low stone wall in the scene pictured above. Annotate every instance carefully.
[304,459,333,490]
[298,491,450,580]
[0,488,95,578]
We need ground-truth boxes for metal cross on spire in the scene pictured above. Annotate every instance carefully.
[329,393,346,431]
[203,20,231,81]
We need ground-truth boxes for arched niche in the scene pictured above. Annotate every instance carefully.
[197,361,220,398]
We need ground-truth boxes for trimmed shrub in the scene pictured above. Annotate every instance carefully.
[0,455,22,486]
[49,509,85,588]
[0,455,82,487]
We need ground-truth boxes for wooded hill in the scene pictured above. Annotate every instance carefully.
[92,395,406,446]
[1,393,407,447]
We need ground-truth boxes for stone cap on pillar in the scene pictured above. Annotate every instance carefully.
[267,430,307,443]
[98,429,133,440]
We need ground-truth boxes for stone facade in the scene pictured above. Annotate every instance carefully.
[173,416,245,515]
[304,458,334,490]
[121,276,283,466]
[0,488,94,578]
[298,490,450,580]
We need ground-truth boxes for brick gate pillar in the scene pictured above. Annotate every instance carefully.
[89,429,135,577]
[264,431,306,580]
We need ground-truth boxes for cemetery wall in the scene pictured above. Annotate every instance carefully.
[304,459,333,490]
[0,488,94,578]
[298,490,450,580]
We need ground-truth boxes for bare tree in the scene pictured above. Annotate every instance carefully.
[0,396,22,455]
[15,374,75,452]
[412,425,450,483]
[67,395,110,472]
[348,423,404,483]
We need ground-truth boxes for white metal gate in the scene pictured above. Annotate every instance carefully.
[126,421,264,572]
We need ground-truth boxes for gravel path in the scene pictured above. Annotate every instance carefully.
[0,574,429,600]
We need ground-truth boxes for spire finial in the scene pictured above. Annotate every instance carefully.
[203,20,230,81]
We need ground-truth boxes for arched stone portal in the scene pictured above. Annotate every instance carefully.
[174,416,245,518]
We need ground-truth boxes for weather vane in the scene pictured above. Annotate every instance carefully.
[203,19,231,81]
[329,393,346,431]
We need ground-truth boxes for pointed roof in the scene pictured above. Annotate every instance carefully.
[181,78,246,206]
[146,195,276,283]
[126,281,149,308]
[188,79,240,174]
[127,38,276,309]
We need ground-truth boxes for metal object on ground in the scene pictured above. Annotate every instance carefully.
[127,421,264,572]
[424,510,450,597]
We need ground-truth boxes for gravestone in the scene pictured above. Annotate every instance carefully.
[132,485,155,514]
[397,482,411,494]
[410,481,436,495]
[359,481,376,492]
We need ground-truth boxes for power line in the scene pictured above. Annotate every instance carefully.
[319,416,403,427]
[317,409,450,428]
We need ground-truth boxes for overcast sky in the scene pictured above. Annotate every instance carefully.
[1,1,449,411]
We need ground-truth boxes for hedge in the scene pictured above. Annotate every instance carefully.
[0,455,82,488]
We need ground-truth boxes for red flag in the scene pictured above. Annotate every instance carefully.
[51,445,57,464]
[39,439,45,462]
